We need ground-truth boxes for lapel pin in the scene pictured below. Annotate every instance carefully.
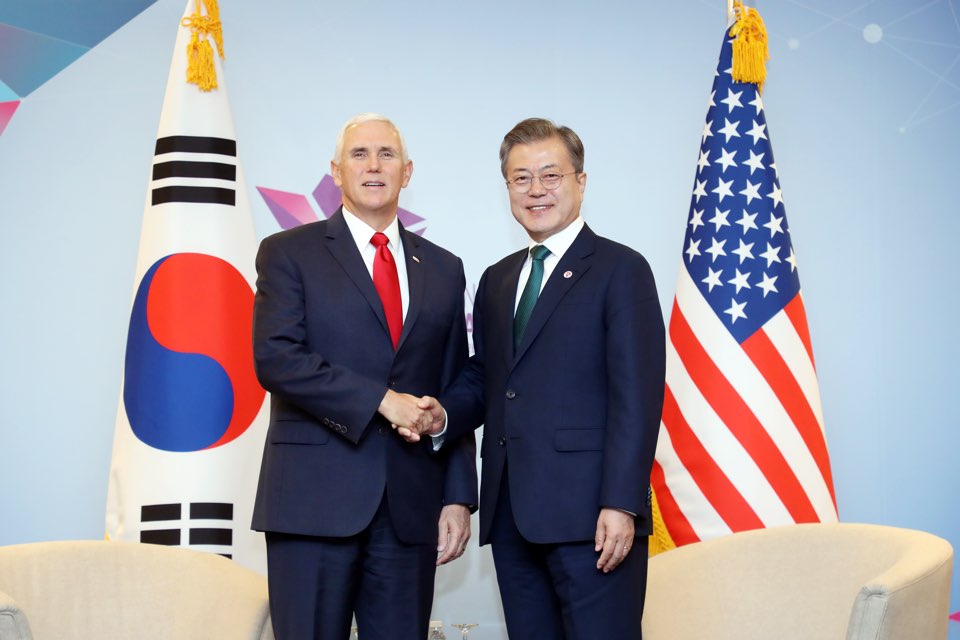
[412,255,420,263]
[563,270,573,279]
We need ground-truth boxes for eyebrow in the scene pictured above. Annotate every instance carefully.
[511,162,560,174]
[349,145,399,154]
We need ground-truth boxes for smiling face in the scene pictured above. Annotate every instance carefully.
[331,120,412,229]
[505,135,586,243]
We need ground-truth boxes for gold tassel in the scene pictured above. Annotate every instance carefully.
[182,0,224,91]
[648,487,678,557]
[729,0,769,92]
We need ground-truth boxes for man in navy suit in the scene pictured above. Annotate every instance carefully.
[402,118,665,639]
[251,113,477,640]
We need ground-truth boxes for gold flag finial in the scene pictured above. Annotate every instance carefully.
[182,0,224,91]
[729,0,769,91]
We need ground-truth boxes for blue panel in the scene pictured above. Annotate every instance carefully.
[0,24,87,97]
[0,0,158,48]
[0,77,17,101]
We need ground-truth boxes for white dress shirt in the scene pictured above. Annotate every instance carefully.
[514,216,585,309]
[341,207,409,321]
[341,208,445,446]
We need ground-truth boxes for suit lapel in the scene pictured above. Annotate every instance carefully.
[324,208,392,339]
[397,225,423,351]
[498,249,528,369]
[513,225,596,364]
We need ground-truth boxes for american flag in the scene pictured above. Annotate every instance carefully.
[651,31,838,546]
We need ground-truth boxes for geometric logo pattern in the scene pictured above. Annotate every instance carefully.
[0,1,158,134]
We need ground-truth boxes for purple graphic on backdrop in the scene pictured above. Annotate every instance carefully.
[258,174,427,235]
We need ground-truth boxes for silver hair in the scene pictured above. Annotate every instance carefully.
[332,113,408,165]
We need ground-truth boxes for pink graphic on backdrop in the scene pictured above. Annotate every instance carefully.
[258,174,427,235]
[0,101,20,136]
[256,187,316,229]
[950,611,960,623]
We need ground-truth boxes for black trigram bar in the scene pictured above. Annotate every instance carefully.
[141,503,181,522]
[140,503,182,546]
[155,135,236,156]
[151,135,237,206]
[151,185,235,206]
[140,502,234,550]
[141,529,181,545]
[188,502,233,549]
[191,502,234,519]
[189,528,233,545]
[152,161,236,181]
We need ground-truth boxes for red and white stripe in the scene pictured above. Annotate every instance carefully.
[653,263,837,546]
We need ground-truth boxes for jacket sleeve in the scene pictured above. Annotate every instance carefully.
[599,252,666,516]
[438,269,488,444]
[252,234,386,444]
[439,260,479,509]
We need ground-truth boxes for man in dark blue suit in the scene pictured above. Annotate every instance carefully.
[403,118,665,639]
[251,113,477,640]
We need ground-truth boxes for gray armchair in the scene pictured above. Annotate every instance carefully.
[0,540,273,640]
[643,523,953,640]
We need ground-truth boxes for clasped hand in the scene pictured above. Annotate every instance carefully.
[378,390,445,443]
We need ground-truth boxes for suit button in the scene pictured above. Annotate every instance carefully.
[498,437,506,446]
[388,379,396,388]
[505,390,516,399]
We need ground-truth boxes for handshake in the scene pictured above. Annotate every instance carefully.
[378,389,446,443]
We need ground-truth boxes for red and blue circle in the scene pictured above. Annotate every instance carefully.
[123,253,265,452]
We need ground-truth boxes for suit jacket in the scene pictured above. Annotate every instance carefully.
[442,224,665,545]
[250,209,477,544]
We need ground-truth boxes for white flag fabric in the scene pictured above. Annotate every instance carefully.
[105,0,268,573]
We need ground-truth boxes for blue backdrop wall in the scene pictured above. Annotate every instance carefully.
[2,0,958,637]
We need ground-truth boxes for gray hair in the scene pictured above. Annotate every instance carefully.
[499,118,584,177]
[332,113,408,165]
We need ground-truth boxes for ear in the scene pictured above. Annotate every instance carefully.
[577,171,587,199]
[401,160,413,188]
[331,160,342,187]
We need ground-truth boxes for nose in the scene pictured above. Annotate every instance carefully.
[366,154,381,172]
[527,175,547,196]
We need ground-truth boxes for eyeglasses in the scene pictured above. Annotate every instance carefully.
[505,171,578,193]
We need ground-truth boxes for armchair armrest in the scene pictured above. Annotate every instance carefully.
[0,589,33,640]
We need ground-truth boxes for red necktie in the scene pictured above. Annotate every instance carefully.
[370,232,403,349]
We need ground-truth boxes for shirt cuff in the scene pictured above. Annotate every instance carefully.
[429,409,449,451]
